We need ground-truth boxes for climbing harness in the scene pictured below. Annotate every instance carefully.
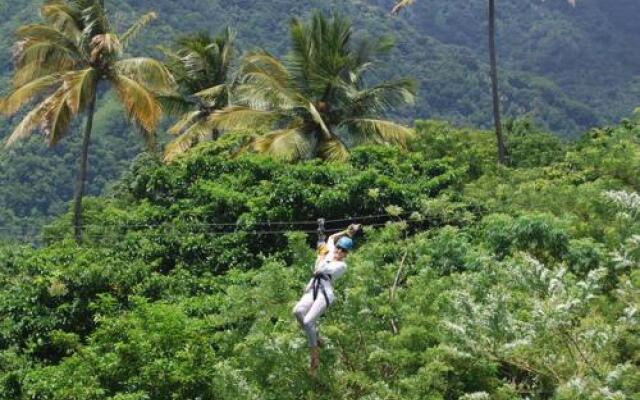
[311,272,332,306]
[312,218,336,306]
[292,219,362,376]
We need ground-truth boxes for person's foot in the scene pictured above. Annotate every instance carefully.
[309,346,320,376]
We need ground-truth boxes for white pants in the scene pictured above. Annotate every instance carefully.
[293,290,328,347]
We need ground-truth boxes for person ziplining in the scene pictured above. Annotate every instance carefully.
[293,222,361,375]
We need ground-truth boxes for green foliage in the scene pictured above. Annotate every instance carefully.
[504,117,567,168]
[481,213,570,262]
[209,12,416,161]
[0,2,638,395]
[0,120,639,398]
[0,93,147,243]
[0,0,173,242]
[0,0,170,145]
[1,0,639,239]
[161,27,236,162]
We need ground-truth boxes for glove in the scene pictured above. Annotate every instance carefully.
[347,224,362,236]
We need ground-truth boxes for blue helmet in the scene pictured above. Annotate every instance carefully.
[336,236,354,251]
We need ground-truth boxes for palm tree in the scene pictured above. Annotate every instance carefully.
[160,28,236,162]
[209,12,416,161]
[391,0,577,164]
[488,0,507,164]
[0,0,172,243]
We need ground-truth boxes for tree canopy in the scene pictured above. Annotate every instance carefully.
[209,12,416,161]
[0,119,639,398]
[161,28,236,162]
[1,0,639,239]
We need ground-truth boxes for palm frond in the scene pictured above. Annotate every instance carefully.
[62,68,97,114]
[42,87,75,145]
[288,15,334,96]
[318,137,349,161]
[307,102,332,139]
[216,27,236,78]
[0,74,61,116]
[165,28,236,99]
[120,12,157,49]
[178,37,221,88]
[193,83,227,102]
[168,110,202,135]
[242,52,290,86]
[288,18,312,80]
[3,95,57,147]
[209,106,281,131]
[252,128,314,161]
[80,0,110,40]
[12,41,79,85]
[16,24,78,49]
[350,36,394,73]
[115,57,174,92]
[238,53,301,110]
[180,49,209,79]
[345,79,416,115]
[234,75,300,111]
[391,0,415,15]
[112,73,163,133]
[41,1,82,39]
[347,61,373,85]
[156,93,194,117]
[344,118,415,147]
[240,70,289,96]
[14,25,82,82]
[164,119,213,163]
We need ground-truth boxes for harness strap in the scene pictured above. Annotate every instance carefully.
[312,273,332,306]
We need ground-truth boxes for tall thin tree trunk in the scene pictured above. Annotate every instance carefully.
[489,0,507,164]
[73,94,97,243]
[141,126,158,157]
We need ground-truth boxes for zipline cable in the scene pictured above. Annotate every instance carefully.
[0,211,416,232]
[6,218,427,243]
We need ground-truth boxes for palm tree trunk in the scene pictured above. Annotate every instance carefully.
[73,94,96,243]
[488,0,507,164]
[140,125,158,157]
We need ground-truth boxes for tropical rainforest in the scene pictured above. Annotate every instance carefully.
[0,0,639,398]
[2,0,640,237]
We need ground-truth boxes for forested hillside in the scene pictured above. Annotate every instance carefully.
[0,119,639,398]
[1,0,639,240]
[0,1,639,397]
[2,0,639,131]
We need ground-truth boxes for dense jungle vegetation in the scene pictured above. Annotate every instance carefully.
[0,118,639,398]
[0,0,639,398]
[1,0,640,237]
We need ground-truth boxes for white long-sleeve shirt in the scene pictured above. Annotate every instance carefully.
[304,236,347,304]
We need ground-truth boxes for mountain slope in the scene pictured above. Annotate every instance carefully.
[2,0,638,133]
[0,0,639,240]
